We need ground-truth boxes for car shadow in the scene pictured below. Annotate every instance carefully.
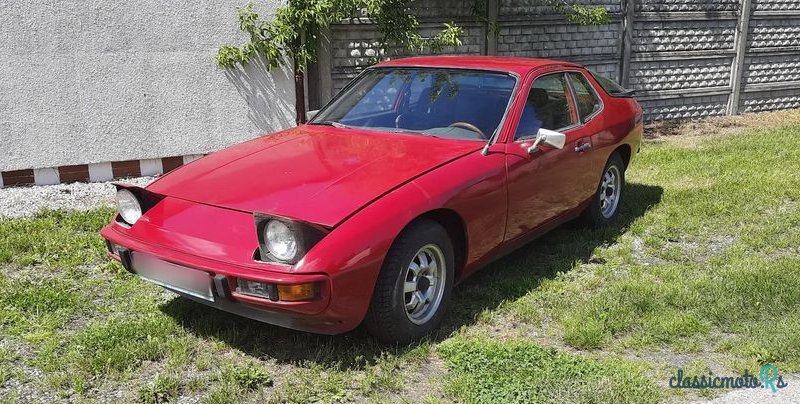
[160,182,663,369]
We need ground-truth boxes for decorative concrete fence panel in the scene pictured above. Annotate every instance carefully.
[312,0,800,122]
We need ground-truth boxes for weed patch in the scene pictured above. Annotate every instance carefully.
[438,337,660,404]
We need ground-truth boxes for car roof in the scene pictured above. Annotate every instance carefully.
[377,55,582,76]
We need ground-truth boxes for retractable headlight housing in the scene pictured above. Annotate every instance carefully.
[255,214,327,265]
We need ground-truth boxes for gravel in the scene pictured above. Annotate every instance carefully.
[695,375,799,403]
[0,177,155,219]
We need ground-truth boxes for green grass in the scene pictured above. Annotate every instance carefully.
[2,116,800,402]
[219,362,272,390]
[0,276,86,338]
[56,314,185,375]
[496,127,800,373]
[138,373,182,404]
[0,208,115,269]
[438,337,660,403]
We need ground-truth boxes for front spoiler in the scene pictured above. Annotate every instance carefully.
[170,288,344,334]
[101,224,359,335]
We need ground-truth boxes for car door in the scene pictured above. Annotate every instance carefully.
[503,69,599,240]
[565,70,608,189]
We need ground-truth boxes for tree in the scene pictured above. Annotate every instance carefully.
[217,1,609,124]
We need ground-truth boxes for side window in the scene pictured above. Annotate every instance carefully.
[514,73,576,140]
[567,72,601,123]
[588,70,628,96]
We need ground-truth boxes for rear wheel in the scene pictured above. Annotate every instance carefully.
[582,152,625,227]
[365,219,454,344]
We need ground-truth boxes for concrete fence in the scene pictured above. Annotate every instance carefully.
[310,0,800,122]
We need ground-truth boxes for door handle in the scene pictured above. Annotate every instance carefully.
[575,143,592,153]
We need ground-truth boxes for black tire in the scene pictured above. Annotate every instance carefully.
[364,219,454,344]
[582,152,626,227]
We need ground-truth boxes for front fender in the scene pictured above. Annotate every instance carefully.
[293,149,507,326]
[293,181,439,326]
[298,180,437,277]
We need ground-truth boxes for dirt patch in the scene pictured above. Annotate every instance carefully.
[667,236,736,262]
[646,118,745,140]
[0,340,64,403]
[626,349,735,379]
[645,109,800,144]
[632,237,666,266]
[631,236,736,265]
[388,356,452,403]
[0,264,63,282]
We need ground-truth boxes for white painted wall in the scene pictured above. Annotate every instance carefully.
[0,0,294,172]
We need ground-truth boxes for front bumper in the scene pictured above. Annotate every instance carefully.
[101,224,360,334]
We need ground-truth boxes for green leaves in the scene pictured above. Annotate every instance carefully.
[533,0,611,25]
[217,3,284,69]
[216,1,466,71]
[219,362,272,390]
[216,1,609,72]
[567,4,611,25]
[217,46,248,68]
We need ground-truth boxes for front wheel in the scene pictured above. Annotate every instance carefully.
[582,152,625,227]
[364,219,454,344]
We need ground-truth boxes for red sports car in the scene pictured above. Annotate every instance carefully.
[101,56,642,343]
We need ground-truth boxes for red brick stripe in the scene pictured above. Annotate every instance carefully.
[1,169,35,186]
[111,160,141,178]
[58,164,90,183]
[1,154,203,188]
[161,156,184,173]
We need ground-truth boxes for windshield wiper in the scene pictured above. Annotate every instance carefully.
[381,127,440,138]
[310,120,350,129]
[415,132,440,138]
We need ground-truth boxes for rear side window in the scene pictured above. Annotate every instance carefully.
[588,70,631,97]
[567,72,601,123]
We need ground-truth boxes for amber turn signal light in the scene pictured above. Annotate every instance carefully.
[277,283,316,301]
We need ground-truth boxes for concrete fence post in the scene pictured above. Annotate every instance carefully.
[728,0,752,116]
[620,0,635,87]
[486,0,499,55]
[316,25,335,107]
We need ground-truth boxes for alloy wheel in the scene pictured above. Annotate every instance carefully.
[599,165,621,218]
[403,244,446,325]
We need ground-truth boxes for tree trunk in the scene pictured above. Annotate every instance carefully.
[294,62,306,125]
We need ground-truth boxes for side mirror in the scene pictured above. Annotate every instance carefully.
[306,109,320,121]
[527,128,566,154]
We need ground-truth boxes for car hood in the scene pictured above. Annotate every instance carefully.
[147,125,481,227]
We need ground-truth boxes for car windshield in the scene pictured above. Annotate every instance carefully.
[310,67,517,141]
